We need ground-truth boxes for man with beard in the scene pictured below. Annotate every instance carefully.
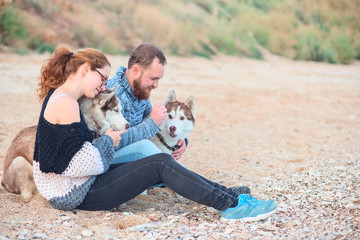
[106,43,252,196]
[106,43,187,164]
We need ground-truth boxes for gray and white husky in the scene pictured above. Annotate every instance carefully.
[1,87,129,201]
[79,86,129,135]
[150,90,195,154]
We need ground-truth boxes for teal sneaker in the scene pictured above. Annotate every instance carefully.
[229,186,251,195]
[221,194,277,222]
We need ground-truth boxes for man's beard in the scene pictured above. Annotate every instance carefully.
[133,77,152,100]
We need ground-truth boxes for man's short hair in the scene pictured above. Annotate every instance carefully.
[128,43,167,69]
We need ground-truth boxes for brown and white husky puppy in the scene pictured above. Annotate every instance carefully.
[1,87,129,202]
[150,90,195,154]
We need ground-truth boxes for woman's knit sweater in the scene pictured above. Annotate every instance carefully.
[33,90,114,210]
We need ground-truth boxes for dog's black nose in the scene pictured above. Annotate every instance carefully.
[125,124,130,130]
[170,126,176,133]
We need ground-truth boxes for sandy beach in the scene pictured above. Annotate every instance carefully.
[0,52,359,239]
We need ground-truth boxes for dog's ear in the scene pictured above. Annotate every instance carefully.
[107,85,118,99]
[98,94,109,106]
[184,95,195,118]
[164,90,176,104]
[99,86,119,105]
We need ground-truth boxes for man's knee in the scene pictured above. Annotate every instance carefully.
[137,139,162,157]
[111,139,162,164]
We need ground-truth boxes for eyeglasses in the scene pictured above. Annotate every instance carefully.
[95,69,108,85]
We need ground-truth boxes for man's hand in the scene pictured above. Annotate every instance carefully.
[171,139,186,161]
[150,103,168,126]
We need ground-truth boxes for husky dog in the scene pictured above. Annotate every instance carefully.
[1,88,129,202]
[150,90,195,154]
[79,87,130,135]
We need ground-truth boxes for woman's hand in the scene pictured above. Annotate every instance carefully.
[105,128,126,147]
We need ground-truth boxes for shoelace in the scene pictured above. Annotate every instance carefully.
[238,194,260,206]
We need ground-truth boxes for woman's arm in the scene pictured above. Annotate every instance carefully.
[61,136,114,177]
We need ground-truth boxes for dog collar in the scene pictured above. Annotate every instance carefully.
[156,133,180,152]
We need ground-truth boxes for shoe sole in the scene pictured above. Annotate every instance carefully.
[221,209,276,222]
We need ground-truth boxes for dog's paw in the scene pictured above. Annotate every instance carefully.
[22,194,32,203]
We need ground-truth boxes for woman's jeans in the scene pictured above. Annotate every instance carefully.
[111,139,164,188]
[77,153,237,211]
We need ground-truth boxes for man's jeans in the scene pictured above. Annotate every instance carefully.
[111,139,162,164]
